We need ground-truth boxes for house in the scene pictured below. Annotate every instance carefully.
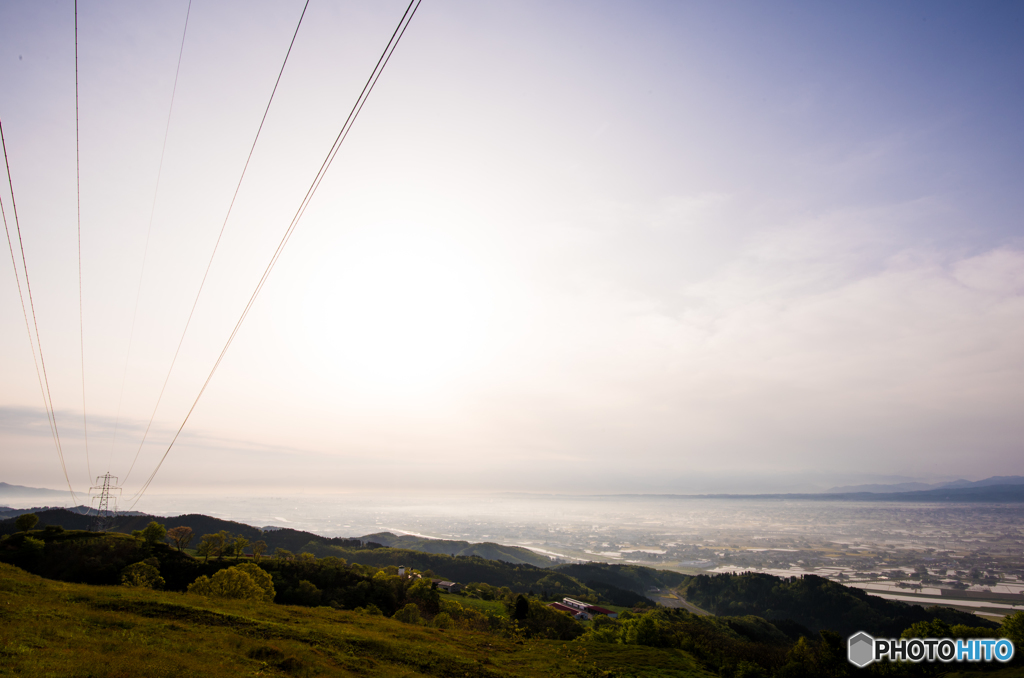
[584,604,617,619]
[561,597,589,611]
[549,602,591,620]
[432,579,463,593]
[563,597,618,619]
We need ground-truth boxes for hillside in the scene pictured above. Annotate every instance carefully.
[3,525,1021,676]
[0,509,659,605]
[0,561,715,677]
[680,572,1000,638]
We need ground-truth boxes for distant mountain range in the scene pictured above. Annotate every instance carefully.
[5,475,1024,510]
[0,482,71,499]
[824,475,1024,493]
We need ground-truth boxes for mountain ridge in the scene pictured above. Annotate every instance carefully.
[824,475,1024,494]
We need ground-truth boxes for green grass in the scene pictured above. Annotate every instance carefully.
[440,593,509,617]
[0,562,714,677]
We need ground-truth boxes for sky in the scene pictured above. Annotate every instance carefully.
[1,1,1023,502]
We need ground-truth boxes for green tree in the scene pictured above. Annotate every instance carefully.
[142,521,167,546]
[294,580,322,606]
[233,535,249,561]
[393,603,422,624]
[166,525,193,552]
[14,513,38,532]
[1002,611,1024,648]
[734,661,769,678]
[199,532,227,561]
[275,548,294,561]
[251,540,267,563]
[21,536,45,556]
[234,563,276,602]
[196,539,214,564]
[902,619,951,639]
[407,578,440,615]
[121,560,165,589]
[622,613,661,647]
[187,566,265,601]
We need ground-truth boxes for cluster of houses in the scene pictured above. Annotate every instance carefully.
[548,597,617,621]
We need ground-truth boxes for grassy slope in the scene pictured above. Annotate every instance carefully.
[438,592,508,617]
[0,563,712,678]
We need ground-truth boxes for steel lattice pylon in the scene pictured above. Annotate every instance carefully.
[90,473,121,517]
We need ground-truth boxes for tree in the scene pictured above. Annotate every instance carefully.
[196,539,214,564]
[199,532,227,561]
[1003,611,1024,648]
[513,594,530,621]
[275,548,294,561]
[393,603,422,624]
[251,540,267,563]
[14,513,38,532]
[166,526,193,552]
[121,560,165,589]
[233,535,250,561]
[142,521,167,546]
[294,580,322,606]
[187,566,265,601]
[407,578,440,615]
[622,613,661,647]
[234,563,276,602]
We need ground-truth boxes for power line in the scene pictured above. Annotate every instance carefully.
[75,0,91,482]
[128,0,424,508]
[0,115,80,506]
[123,0,311,485]
[108,0,192,473]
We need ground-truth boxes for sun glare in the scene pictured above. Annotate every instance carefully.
[299,226,495,396]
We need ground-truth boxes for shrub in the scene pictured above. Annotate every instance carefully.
[121,560,165,589]
[21,536,45,555]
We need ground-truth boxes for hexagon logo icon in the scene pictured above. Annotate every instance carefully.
[848,632,875,667]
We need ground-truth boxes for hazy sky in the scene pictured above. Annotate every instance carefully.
[2,1,1023,500]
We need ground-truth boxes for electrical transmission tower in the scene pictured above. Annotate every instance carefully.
[90,473,121,530]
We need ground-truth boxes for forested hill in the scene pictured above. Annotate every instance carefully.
[0,509,668,605]
[357,531,554,567]
[680,571,999,638]
[0,508,363,553]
